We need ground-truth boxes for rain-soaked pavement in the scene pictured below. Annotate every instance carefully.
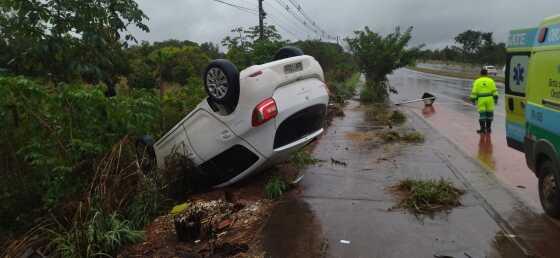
[388,69,536,208]
[263,70,560,257]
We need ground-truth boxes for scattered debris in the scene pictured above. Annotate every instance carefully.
[380,131,401,143]
[390,179,465,214]
[331,158,348,167]
[170,202,190,216]
[292,174,305,184]
[379,130,425,143]
[516,185,526,189]
[120,199,273,257]
[340,240,351,244]
[389,110,407,125]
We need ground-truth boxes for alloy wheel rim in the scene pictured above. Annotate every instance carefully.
[207,68,228,99]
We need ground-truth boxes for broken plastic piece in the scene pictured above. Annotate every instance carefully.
[340,240,351,244]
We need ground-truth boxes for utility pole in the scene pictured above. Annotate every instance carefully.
[258,0,265,40]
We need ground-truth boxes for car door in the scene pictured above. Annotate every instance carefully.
[183,108,240,161]
[183,107,261,185]
[505,52,530,152]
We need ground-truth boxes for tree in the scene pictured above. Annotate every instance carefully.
[200,42,224,59]
[295,40,356,82]
[455,30,483,59]
[346,26,422,102]
[221,25,286,69]
[0,0,149,83]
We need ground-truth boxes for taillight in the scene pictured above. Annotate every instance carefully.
[252,98,277,127]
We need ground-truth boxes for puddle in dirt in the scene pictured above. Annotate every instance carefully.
[262,197,326,258]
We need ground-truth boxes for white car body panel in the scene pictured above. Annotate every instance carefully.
[152,55,328,186]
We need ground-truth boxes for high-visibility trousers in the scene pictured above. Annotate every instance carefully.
[477,96,495,121]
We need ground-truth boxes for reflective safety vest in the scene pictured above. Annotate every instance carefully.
[470,76,498,101]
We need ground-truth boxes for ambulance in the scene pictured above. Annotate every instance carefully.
[506,15,560,218]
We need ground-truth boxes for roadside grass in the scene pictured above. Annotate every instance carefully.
[389,110,407,125]
[392,179,465,214]
[378,130,425,144]
[400,132,425,143]
[331,73,361,104]
[290,149,320,169]
[365,104,407,126]
[409,67,505,83]
[265,176,288,200]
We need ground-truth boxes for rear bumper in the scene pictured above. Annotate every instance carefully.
[216,128,323,187]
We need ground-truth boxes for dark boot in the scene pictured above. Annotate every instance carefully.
[486,120,492,134]
[477,120,485,134]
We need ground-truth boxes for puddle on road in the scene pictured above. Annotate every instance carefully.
[477,134,496,171]
[262,197,326,258]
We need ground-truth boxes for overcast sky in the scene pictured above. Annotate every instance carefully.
[131,0,560,49]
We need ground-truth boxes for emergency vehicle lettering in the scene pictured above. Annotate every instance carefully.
[507,28,538,48]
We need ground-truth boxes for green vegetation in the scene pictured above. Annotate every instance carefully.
[0,0,149,83]
[400,132,425,143]
[390,110,407,125]
[49,209,144,258]
[365,105,407,126]
[378,131,425,143]
[265,176,288,200]
[346,27,422,103]
[290,149,320,169]
[331,73,361,103]
[393,179,465,214]
[418,30,506,66]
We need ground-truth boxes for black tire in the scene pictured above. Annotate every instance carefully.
[538,159,560,218]
[136,135,156,175]
[204,60,240,111]
[274,46,304,61]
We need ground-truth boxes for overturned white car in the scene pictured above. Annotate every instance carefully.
[137,47,329,187]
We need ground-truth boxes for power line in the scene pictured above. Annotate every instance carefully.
[210,0,258,15]
[264,1,309,38]
[284,0,334,40]
[266,16,300,39]
[274,0,336,41]
[272,0,319,38]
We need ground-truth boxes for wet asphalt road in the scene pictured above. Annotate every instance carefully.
[264,70,560,258]
[388,69,540,210]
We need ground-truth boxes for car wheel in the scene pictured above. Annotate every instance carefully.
[204,60,240,111]
[538,159,560,218]
[136,135,156,176]
[274,46,304,61]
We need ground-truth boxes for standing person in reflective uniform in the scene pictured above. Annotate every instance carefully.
[470,69,498,134]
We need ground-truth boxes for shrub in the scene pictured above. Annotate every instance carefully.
[265,176,288,200]
[49,207,144,258]
[0,76,204,248]
[290,149,319,169]
[390,110,407,125]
